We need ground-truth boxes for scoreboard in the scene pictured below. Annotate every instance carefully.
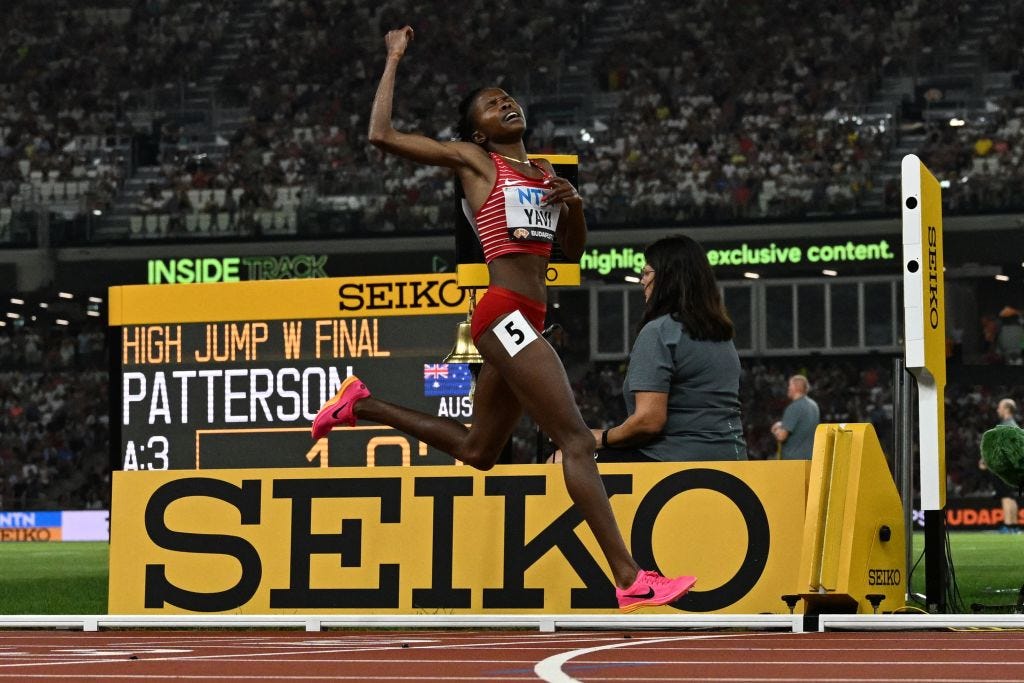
[109,274,476,471]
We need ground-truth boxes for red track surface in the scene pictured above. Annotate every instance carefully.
[0,629,1022,682]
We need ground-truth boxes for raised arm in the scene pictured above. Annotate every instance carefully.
[368,26,481,170]
[555,193,587,261]
[535,160,586,260]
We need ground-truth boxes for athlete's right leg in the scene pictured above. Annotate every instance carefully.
[468,323,643,588]
[341,363,522,470]
[471,315,696,607]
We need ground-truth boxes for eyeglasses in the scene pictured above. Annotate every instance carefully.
[640,267,655,279]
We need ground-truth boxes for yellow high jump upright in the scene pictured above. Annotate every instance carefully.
[901,154,946,511]
[901,154,948,612]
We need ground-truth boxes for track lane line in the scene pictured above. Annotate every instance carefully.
[0,633,630,670]
[534,633,755,683]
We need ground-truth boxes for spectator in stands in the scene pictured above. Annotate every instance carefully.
[0,335,109,513]
[771,374,820,459]
[979,398,1021,533]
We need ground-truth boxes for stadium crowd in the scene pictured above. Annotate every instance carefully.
[0,323,109,512]
[151,0,950,231]
[578,0,921,224]
[2,0,1023,240]
[148,0,603,234]
[0,0,245,222]
[917,92,1024,214]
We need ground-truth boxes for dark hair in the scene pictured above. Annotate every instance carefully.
[456,87,486,143]
[639,235,734,341]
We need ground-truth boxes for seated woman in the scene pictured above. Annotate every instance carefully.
[558,235,747,462]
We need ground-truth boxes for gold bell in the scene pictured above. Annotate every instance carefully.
[443,318,484,364]
[444,290,484,364]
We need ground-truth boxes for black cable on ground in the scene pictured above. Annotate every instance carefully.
[906,546,927,606]
[944,527,966,613]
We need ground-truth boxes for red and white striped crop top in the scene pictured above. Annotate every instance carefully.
[467,152,562,263]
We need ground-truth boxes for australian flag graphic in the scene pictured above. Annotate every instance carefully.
[423,363,473,397]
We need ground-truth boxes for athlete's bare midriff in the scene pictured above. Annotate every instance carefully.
[487,253,549,304]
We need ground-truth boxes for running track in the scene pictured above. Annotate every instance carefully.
[1,630,1022,681]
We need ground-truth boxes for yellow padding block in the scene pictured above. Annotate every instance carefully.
[797,424,906,614]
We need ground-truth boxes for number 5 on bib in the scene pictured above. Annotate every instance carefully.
[493,310,539,357]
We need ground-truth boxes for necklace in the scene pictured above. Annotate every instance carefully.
[495,152,530,164]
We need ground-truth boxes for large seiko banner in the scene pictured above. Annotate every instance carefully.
[109,461,809,614]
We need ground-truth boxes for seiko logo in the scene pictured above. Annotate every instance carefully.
[867,568,901,586]
[338,279,468,312]
[926,225,940,329]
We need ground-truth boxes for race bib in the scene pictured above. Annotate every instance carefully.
[493,309,538,357]
[502,185,561,243]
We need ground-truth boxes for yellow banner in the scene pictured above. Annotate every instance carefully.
[455,263,581,288]
[109,461,809,614]
[109,274,481,326]
[529,154,578,166]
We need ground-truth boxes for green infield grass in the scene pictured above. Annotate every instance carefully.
[909,530,1024,613]
[0,533,1020,615]
[0,542,108,614]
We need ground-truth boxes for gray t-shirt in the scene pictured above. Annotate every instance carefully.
[780,395,820,460]
[622,314,747,461]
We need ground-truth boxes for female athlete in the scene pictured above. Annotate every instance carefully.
[313,25,695,611]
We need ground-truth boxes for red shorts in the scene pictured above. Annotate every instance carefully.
[471,286,547,344]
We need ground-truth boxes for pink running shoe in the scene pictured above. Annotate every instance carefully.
[311,375,371,439]
[616,570,697,612]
